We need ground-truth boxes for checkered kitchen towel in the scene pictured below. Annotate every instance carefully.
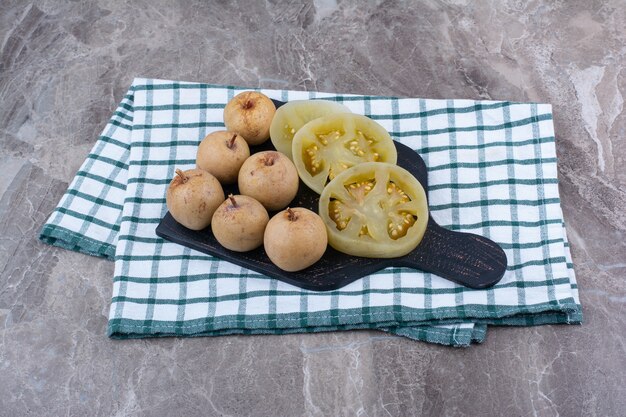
[39,78,581,346]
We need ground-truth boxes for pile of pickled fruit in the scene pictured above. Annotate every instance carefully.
[166,91,429,272]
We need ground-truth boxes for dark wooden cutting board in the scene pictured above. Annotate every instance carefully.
[156,100,507,291]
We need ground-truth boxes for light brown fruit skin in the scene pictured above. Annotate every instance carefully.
[223,91,276,146]
[166,168,224,230]
[211,195,269,252]
[238,151,299,211]
[196,131,250,184]
[263,208,328,272]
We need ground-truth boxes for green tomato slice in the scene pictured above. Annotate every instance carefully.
[319,162,429,258]
[292,113,397,194]
[269,100,351,160]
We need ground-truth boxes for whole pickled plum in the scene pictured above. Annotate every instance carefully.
[223,91,276,146]
[166,168,224,230]
[196,131,250,184]
[237,151,299,212]
[211,195,269,252]
[263,207,328,272]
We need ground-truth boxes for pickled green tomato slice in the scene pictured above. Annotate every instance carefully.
[269,100,351,160]
[319,162,429,258]
[292,113,398,194]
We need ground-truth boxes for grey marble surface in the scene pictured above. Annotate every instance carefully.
[1,1,625,416]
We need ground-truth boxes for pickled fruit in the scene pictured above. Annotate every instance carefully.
[318,162,428,258]
[269,100,351,159]
[292,113,397,194]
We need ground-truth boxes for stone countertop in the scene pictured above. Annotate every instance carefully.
[1,1,624,416]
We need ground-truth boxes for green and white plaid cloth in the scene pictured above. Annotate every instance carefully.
[39,78,581,347]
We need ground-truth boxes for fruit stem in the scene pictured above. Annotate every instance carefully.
[227,134,237,149]
[263,152,277,166]
[286,207,298,221]
[175,168,188,183]
[228,194,238,207]
[243,100,254,109]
